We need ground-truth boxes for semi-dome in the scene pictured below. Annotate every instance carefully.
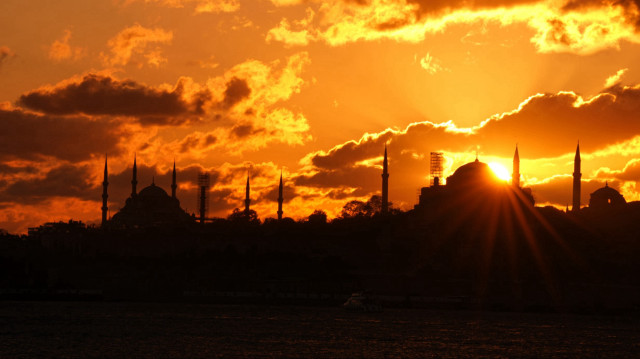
[589,182,626,210]
[446,159,500,188]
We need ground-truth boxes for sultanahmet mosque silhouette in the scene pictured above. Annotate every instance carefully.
[100,143,625,228]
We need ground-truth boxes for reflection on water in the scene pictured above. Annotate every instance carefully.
[1,302,638,358]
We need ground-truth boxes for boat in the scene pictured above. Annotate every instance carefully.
[343,292,383,312]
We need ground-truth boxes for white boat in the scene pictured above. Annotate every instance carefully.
[343,292,383,312]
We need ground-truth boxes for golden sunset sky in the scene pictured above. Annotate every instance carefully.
[2,0,640,232]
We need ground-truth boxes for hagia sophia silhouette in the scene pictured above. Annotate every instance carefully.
[99,143,626,228]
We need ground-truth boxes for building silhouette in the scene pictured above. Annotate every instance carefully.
[589,182,626,210]
[277,171,284,220]
[381,145,389,214]
[106,156,193,228]
[572,142,581,212]
[101,155,108,227]
[416,145,534,211]
[244,172,251,214]
[512,145,520,188]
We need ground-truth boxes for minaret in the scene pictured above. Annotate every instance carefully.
[131,154,138,198]
[572,142,581,212]
[244,172,251,214]
[381,145,389,214]
[101,155,109,227]
[512,144,520,188]
[277,171,284,220]
[171,160,177,199]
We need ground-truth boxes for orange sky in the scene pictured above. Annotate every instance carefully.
[2,0,640,233]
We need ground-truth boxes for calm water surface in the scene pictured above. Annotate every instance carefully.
[1,301,638,358]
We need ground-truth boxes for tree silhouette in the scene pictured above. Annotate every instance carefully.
[308,210,327,224]
[227,208,260,224]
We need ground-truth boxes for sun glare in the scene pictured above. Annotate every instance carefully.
[489,162,511,182]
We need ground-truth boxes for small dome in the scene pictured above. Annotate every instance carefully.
[138,183,169,198]
[589,182,626,209]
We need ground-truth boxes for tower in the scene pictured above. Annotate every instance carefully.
[244,172,251,214]
[512,144,520,188]
[381,145,389,214]
[572,142,581,212]
[131,154,138,198]
[198,172,210,224]
[101,155,108,227]
[430,152,443,186]
[171,160,177,199]
[277,171,284,220]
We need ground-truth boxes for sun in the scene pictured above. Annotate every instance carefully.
[488,162,511,182]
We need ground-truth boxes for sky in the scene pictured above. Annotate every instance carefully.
[2,0,640,233]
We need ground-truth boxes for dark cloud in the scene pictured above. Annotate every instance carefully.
[562,0,640,29]
[259,183,297,203]
[18,74,210,126]
[0,108,125,161]
[0,164,38,174]
[0,164,96,205]
[0,46,15,68]
[230,123,265,139]
[221,77,251,110]
[408,0,542,16]
[477,87,640,158]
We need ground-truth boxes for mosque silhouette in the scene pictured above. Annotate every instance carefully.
[99,143,626,228]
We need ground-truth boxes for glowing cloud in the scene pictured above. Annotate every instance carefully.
[101,24,173,67]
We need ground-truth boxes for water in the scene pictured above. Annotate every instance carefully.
[1,301,638,358]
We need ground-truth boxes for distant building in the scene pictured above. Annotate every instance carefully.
[415,146,534,211]
[589,182,626,210]
[105,156,193,229]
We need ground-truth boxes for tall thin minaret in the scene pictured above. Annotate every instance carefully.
[381,145,389,215]
[512,144,520,188]
[171,160,177,199]
[131,154,138,198]
[101,155,109,227]
[244,172,251,214]
[277,171,284,220]
[572,142,581,212]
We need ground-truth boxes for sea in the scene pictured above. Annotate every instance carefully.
[1,301,638,358]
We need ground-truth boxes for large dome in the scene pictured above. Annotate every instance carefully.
[138,183,169,198]
[446,159,500,188]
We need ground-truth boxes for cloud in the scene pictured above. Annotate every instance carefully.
[101,24,173,67]
[265,0,640,54]
[0,46,15,68]
[0,107,129,162]
[130,0,239,13]
[266,8,316,47]
[604,68,628,88]
[48,30,85,62]
[18,74,209,126]
[0,164,97,205]
[417,53,448,74]
[220,77,251,110]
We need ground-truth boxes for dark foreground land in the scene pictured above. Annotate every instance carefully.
[1,301,639,358]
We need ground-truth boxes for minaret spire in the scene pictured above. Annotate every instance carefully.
[171,159,177,199]
[101,154,109,227]
[381,144,389,215]
[277,170,284,220]
[512,144,520,188]
[131,153,138,198]
[244,171,251,214]
[572,141,581,212]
